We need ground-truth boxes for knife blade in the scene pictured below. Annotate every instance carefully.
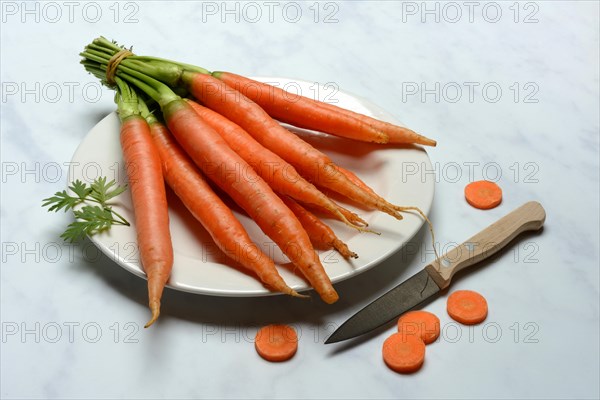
[325,201,546,344]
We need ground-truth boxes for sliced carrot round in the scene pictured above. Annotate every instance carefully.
[382,333,426,374]
[397,311,440,344]
[255,324,298,362]
[464,180,502,210]
[447,290,488,325]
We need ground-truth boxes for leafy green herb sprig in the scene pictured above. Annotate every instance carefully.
[43,177,129,242]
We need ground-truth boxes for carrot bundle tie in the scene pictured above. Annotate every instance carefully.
[106,48,134,85]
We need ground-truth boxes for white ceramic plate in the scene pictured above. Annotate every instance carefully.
[69,77,435,296]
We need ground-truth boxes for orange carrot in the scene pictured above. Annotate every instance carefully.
[447,290,488,325]
[212,71,436,146]
[382,333,426,374]
[397,311,440,345]
[184,99,363,231]
[119,115,173,328]
[255,325,298,362]
[163,99,338,303]
[181,72,405,221]
[279,195,357,259]
[146,116,301,297]
[465,180,503,210]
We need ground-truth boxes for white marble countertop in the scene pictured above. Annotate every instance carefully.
[1,1,599,399]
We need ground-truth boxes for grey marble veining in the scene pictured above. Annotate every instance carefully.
[1,1,598,399]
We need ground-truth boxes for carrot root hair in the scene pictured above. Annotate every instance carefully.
[336,205,368,227]
[333,209,370,232]
[378,200,405,221]
[394,205,439,261]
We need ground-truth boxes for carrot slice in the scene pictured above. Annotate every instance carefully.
[447,290,488,325]
[397,311,440,345]
[464,180,502,210]
[382,333,426,374]
[255,325,298,362]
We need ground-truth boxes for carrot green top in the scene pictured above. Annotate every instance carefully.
[81,36,210,108]
[114,78,141,122]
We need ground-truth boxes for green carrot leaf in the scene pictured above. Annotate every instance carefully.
[43,177,129,242]
[42,190,83,212]
[90,176,110,203]
[105,183,128,201]
[70,180,92,200]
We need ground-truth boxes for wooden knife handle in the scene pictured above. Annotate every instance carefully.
[424,201,546,290]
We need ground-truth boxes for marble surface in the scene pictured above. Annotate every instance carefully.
[1,1,599,399]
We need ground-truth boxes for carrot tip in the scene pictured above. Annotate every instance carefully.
[353,225,379,235]
[409,132,437,147]
[419,137,437,147]
[288,289,310,299]
[390,210,404,220]
[376,201,405,221]
[355,215,369,227]
[335,208,369,231]
[332,239,359,259]
[324,291,340,304]
[144,301,160,328]
[351,223,369,232]
[270,279,310,299]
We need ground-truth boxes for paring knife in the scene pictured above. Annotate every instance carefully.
[325,201,546,344]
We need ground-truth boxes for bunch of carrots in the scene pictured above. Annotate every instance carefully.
[79,37,437,327]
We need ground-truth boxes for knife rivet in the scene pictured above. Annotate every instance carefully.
[441,258,452,268]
